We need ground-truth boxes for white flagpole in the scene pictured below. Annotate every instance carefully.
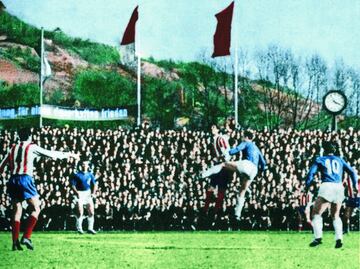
[137,53,141,126]
[135,1,141,126]
[233,1,239,127]
[39,27,44,128]
[136,5,141,126]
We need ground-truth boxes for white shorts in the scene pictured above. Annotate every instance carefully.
[318,182,344,203]
[76,190,93,205]
[235,160,258,181]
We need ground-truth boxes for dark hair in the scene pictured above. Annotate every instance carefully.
[244,130,254,140]
[18,128,31,141]
[209,124,219,133]
[77,159,91,171]
[322,141,338,155]
[228,137,236,147]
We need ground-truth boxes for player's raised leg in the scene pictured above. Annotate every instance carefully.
[201,164,224,178]
[11,201,23,251]
[331,202,343,248]
[309,197,328,247]
[21,196,41,250]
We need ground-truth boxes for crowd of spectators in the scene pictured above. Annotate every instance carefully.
[0,124,359,232]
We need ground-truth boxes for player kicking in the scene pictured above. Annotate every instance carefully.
[305,141,358,248]
[71,160,98,234]
[203,125,232,221]
[202,130,267,220]
[0,128,78,251]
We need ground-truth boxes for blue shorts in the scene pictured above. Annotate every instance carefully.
[7,174,38,201]
[210,169,232,190]
[298,206,306,214]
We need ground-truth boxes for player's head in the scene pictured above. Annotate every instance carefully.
[78,160,90,172]
[243,130,254,141]
[211,125,220,135]
[17,128,32,141]
[322,141,339,155]
[226,118,235,132]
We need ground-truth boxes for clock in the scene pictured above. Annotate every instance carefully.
[323,90,347,115]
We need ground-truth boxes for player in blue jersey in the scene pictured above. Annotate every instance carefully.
[202,130,267,220]
[70,160,98,234]
[305,141,358,248]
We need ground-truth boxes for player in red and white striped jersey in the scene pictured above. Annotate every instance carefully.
[0,128,79,251]
[343,177,360,233]
[297,187,313,231]
[203,125,233,223]
[213,126,230,161]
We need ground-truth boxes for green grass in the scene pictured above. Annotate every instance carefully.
[0,231,359,269]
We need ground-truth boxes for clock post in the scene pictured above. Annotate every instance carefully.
[331,114,337,131]
[322,90,347,131]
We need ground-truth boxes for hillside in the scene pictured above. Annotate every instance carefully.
[0,10,331,129]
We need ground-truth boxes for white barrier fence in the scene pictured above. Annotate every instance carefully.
[0,105,128,121]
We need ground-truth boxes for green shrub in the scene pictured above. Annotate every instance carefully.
[0,83,39,107]
[73,70,136,109]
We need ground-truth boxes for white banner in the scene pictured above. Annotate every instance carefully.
[0,105,128,121]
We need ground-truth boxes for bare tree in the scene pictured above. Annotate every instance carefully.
[332,60,348,92]
[287,55,303,128]
[301,54,328,128]
[255,49,276,129]
[347,68,360,127]
[214,57,231,115]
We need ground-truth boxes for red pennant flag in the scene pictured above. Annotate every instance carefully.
[121,6,139,45]
[212,2,234,58]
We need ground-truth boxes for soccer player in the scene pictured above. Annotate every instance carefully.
[203,125,232,219]
[297,189,313,231]
[202,130,267,220]
[305,141,358,248]
[343,177,360,234]
[70,160,98,234]
[0,128,78,250]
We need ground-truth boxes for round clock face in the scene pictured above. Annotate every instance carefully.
[323,91,347,114]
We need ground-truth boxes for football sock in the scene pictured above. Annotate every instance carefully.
[23,216,37,239]
[76,216,84,231]
[202,165,222,178]
[12,220,21,242]
[88,216,95,231]
[333,217,343,241]
[312,214,323,239]
[215,190,225,213]
[235,196,246,218]
[204,190,213,213]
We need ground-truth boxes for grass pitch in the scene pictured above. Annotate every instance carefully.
[0,231,359,269]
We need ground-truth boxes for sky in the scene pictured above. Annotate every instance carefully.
[3,0,360,69]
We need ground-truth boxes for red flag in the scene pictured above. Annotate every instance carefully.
[212,2,234,58]
[121,6,138,45]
